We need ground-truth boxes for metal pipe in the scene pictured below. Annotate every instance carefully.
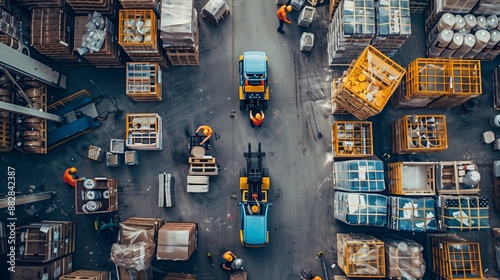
[317,251,329,280]
[0,100,62,122]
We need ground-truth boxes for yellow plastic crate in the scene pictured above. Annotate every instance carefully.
[405,58,481,109]
[388,162,436,195]
[339,45,406,112]
[332,121,373,158]
[126,62,162,101]
[118,9,157,51]
[337,233,386,278]
[430,234,483,280]
[393,114,447,154]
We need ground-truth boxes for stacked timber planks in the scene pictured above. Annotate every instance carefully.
[31,8,80,65]
[118,9,169,68]
[74,15,125,67]
[160,0,199,65]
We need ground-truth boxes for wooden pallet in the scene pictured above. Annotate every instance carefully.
[187,175,209,193]
[188,157,218,176]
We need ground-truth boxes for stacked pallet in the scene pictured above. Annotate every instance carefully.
[66,0,116,16]
[120,0,160,10]
[31,8,80,65]
[327,0,375,66]
[474,0,500,15]
[112,217,163,279]
[18,0,64,7]
[429,235,483,280]
[409,0,428,13]
[330,78,349,114]
[0,72,13,152]
[372,0,411,57]
[392,114,448,154]
[377,236,426,279]
[15,84,48,154]
[331,121,373,158]
[331,45,406,120]
[15,220,76,262]
[74,15,125,67]
[11,254,73,280]
[392,58,482,109]
[437,195,490,231]
[126,62,162,101]
[426,12,500,60]
[61,270,110,280]
[160,0,199,65]
[328,0,341,23]
[337,234,386,277]
[118,9,169,68]
[425,0,479,34]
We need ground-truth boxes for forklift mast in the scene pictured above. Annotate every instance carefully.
[244,143,265,201]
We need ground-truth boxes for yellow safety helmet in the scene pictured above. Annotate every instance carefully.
[251,205,259,213]
[203,129,209,136]
[255,113,262,120]
[70,167,77,173]
[223,253,233,262]
[286,5,292,12]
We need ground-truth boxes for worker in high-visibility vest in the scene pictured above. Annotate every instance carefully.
[196,125,213,146]
[249,109,265,127]
[63,167,78,188]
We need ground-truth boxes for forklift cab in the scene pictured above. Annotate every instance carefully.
[239,51,270,111]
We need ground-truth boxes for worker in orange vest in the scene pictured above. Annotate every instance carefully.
[277,5,292,34]
[221,251,238,271]
[196,125,213,146]
[249,109,264,127]
[63,167,78,188]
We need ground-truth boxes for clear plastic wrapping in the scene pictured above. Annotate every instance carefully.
[110,242,153,271]
[78,12,107,55]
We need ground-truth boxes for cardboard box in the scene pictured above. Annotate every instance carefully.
[157,223,197,261]
[11,254,73,280]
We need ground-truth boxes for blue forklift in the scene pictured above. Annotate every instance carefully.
[238,51,270,111]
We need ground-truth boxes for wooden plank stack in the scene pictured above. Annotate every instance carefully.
[331,45,406,120]
[372,0,411,57]
[66,0,117,16]
[31,8,80,65]
[118,9,169,68]
[160,0,199,65]
[74,15,125,67]
[327,0,376,66]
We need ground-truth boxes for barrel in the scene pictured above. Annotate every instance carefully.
[453,34,476,58]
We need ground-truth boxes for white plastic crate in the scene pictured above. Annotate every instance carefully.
[298,6,315,27]
[300,32,314,51]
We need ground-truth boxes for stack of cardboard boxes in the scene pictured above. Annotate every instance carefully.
[157,222,197,261]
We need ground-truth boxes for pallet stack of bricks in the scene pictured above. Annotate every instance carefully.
[160,0,199,65]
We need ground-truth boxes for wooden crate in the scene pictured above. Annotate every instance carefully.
[332,121,373,158]
[392,114,447,154]
[126,62,162,101]
[436,161,480,195]
[388,162,436,195]
[126,113,162,150]
[430,234,483,280]
[331,78,349,114]
[61,270,110,280]
[334,45,405,120]
[165,26,199,66]
[67,0,116,15]
[75,178,118,214]
[120,0,159,10]
[19,0,64,7]
[118,9,158,51]
[337,234,386,278]
[74,16,124,68]
[403,58,482,109]
[31,8,72,54]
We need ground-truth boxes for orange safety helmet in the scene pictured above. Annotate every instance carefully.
[286,5,292,12]
[70,167,77,173]
[255,113,262,120]
[203,129,209,136]
[223,253,234,262]
[251,205,259,213]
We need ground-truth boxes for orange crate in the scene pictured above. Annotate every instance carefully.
[337,234,386,278]
[126,62,162,101]
[388,162,436,195]
[118,9,157,51]
[332,121,373,158]
[392,114,447,154]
